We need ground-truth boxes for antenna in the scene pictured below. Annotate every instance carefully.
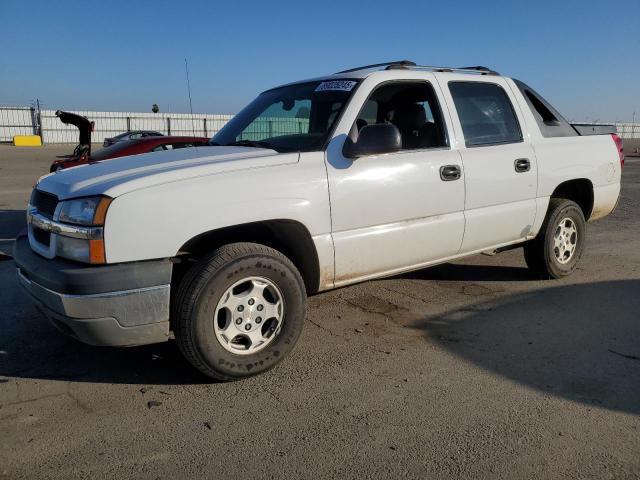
[184,58,197,142]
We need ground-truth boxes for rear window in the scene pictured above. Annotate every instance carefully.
[449,82,522,147]
[513,80,577,138]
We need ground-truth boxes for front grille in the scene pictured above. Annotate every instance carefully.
[31,190,58,218]
[32,227,51,247]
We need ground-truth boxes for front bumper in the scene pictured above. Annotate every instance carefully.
[14,233,172,347]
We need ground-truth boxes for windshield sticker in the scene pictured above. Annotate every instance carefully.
[315,81,357,92]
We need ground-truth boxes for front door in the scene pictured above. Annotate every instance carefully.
[325,77,466,286]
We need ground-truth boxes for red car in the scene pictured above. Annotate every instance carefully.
[50,135,211,172]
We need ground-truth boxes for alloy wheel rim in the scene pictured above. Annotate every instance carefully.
[553,217,578,264]
[213,276,284,355]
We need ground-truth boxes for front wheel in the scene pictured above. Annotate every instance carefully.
[524,198,586,279]
[173,242,307,381]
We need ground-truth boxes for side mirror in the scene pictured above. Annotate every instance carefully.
[342,123,402,159]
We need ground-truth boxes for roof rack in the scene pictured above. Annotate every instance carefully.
[335,61,499,76]
[388,64,500,75]
[335,60,416,74]
[459,66,498,74]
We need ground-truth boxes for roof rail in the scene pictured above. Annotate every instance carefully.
[334,61,499,76]
[335,60,416,74]
[458,65,499,75]
[407,65,500,75]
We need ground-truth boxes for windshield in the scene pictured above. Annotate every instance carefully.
[211,79,359,152]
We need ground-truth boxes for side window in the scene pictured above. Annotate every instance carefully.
[513,80,577,138]
[354,81,448,150]
[130,132,143,139]
[449,82,522,147]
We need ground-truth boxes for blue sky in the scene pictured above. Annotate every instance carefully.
[2,0,638,121]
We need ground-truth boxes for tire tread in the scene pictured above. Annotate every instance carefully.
[524,198,585,279]
[173,242,304,381]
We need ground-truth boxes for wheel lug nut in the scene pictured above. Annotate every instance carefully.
[256,317,262,324]
[257,304,264,311]
[237,305,244,312]
[235,318,242,325]
[248,299,255,306]
[245,324,252,331]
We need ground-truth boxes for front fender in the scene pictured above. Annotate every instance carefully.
[103,153,331,264]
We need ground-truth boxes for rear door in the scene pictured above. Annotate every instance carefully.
[438,76,538,252]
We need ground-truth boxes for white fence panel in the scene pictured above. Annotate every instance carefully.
[613,123,640,139]
[35,110,233,144]
[129,116,167,133]
[0,107,35,141]
[5,106,638,143]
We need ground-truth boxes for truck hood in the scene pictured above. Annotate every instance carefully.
[36,146,298,200]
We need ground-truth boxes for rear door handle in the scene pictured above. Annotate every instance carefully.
[440,164,461,181]
[514,158,531,173]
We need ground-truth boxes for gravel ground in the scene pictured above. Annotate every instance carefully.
[0,145,639,479]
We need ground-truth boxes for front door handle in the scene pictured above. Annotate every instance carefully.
[440,164,461,181]
[514,158,531,173]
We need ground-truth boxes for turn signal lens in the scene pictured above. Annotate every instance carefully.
[89,239,106,264]
[94,197,112,225]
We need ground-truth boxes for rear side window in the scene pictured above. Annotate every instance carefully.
[449,82,522,147]
[513,80,577,138]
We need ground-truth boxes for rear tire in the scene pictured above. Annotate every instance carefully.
[173,242,307,381]
[524,198,586,279]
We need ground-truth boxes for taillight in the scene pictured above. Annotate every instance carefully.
[611,133,624,168]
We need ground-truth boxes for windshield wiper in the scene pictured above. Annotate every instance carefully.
[225,140,275,149]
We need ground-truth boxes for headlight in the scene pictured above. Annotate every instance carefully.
[54,196,111,264]
[58,196,111,226]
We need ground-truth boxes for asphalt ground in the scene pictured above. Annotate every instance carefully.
[0,145,639,479]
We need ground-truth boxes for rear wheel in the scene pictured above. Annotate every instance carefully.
[173,242,307,381]
[524,198,586,279]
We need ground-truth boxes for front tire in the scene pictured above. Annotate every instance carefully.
[524,198,586,279]
[173,242,307,381]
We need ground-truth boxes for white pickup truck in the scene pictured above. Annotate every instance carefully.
[15,61,623,380]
